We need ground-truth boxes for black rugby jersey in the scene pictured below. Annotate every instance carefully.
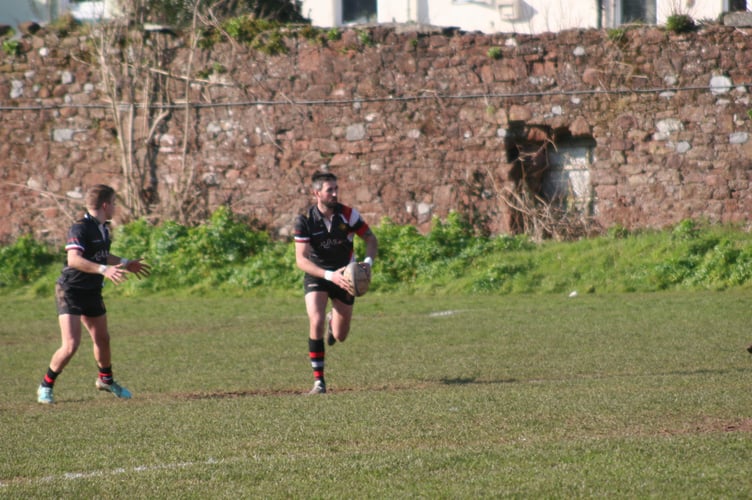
[294,203,370,272]
[57,213,111,290]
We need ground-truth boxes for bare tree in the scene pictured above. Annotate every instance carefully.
[92,1,208,224]
[94,10,164,220]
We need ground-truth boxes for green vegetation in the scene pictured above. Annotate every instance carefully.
[487,46,502,60]
[357,30,373,46]
[196,61,228,79]
[2,210,752,298]
[0,208,752,295]
[665,13,696,33]
[606,27,626,42]
[198,17,289,55]
[139,0,306,29]
[1,39,20,56]
[47,11,83,36]
[0,235,57,288]
[298,24,322,42]
[2,292,752,496]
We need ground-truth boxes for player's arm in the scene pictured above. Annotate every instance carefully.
[359,229,378,279]
[107,253,151,279]
[295,241,352,292]
[66,249,128,284]
[361,229,378,264]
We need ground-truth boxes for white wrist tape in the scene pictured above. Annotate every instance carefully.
[324,270,334,281]
[98,264,108,275]
[120,258,130,266]
[364,257,373,267]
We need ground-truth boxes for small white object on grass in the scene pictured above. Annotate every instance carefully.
[568,291,578,298]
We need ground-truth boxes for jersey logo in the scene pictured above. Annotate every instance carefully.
[320,238,342,249]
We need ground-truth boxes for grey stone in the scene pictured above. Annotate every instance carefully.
[52,129,76,142]
[710,75,733,95]
[723,12,752,27]
[346,123,366,141]
[729,132,749,144]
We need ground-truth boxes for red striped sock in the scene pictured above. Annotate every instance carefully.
[99,366,114,385]
[309,338,325,382]
[41,367,59,388]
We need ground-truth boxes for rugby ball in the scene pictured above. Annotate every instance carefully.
[343,261,371,297]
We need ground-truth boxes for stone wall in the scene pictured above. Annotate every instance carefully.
[1,23,751,246]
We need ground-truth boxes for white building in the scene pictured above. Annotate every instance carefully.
[0,0,60,27]
[1,0,747,34]
[0,0,117,29]
[301,0,750,34]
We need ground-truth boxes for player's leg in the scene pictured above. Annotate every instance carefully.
[83,313,111,371]
[37,314,83,403]
[328,283,355,343]
[305,290,329,340]
[50,283,86,372]
[84,313,131,399]
[305,291,330,393]
[330,298,354,343]
[51,313,84,371]
[37,285,85,403]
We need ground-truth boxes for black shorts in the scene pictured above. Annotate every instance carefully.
[55,283,107,317]
[303,275,355,305]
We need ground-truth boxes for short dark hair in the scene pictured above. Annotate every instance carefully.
[312,172,337,190]
[85,184,115,210]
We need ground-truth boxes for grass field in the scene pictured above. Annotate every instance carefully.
[2,291,752,498]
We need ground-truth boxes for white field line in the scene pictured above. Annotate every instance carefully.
[1,458,221,488]
[427,309,464,317]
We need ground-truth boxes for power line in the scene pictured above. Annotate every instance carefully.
[0,83,747,111]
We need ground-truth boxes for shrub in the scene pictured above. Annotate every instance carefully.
[5,214,752,296]
[128,206,272,289]
[48,12,82,36]
[0,236,57,288]
[487,46,502,60]
[372,212,492,289]
[299,25,321,42]
[666,14,695,33]
[2,39,20,56]
[140,0,307,29]
[357,30,373,46]
[606,28,626,43]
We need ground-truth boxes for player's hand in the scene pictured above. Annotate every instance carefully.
[359,262,372,282]
[335,266,356,296]
[121,258,151,279]
[102,265,128,285]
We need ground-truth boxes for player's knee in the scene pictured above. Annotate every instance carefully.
[336,328,350,342]
[60,342,80,358]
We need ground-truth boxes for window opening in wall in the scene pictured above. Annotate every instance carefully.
[541,138,596,216]
[729,0,747,11]
[622,0,656,23]
[505,124,598,239]
[343,0,377,24]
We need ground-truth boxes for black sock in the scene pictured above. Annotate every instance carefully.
[41,367,59,388]
[308,338,325,383]
[99,366,114,385]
